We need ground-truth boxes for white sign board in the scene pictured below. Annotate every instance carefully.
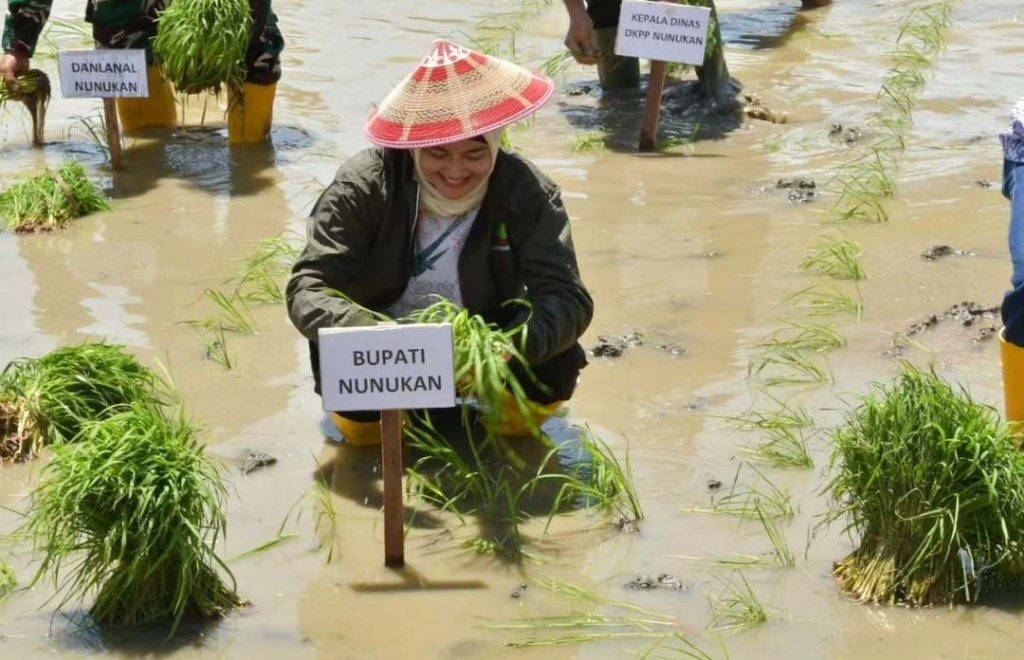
[57,49,148,99]
[615,0,712,65]
[318,324,456,412]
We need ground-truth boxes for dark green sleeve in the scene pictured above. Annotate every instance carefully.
[3,0,53,57]
[509,186,594,364]
[285,171,381,342]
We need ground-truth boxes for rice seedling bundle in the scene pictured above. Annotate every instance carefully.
[827,366,1024,605]
[153,0,253,94]
[0,69,50,146]
[0,161,108,232]
[401,298,536,433]
[22,402,241,630]
[0,342,159,463]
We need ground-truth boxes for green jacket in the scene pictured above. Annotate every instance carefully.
[286,147,593,368]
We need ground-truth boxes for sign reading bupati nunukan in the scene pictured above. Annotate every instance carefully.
[318,323,456,567]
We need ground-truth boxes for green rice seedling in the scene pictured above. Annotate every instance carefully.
[0,69,50,146]
[35,17,92,57]
[749,346,833,387]
[786,284,863,318]
[638,633,723,660]
[0,161,108,232]
[21,402,242,631]
[800,237,866,281]
[573,131,606,153]
[203,323,234,369]
[153,0,254,95]
[546,427,644,529]
[757,321,846,353]
[67,113,113,160]
[201,289,258,334]
[489,581,704,646]
[404,412,536,557]
[401,298,535,434]
[0,342,161,463]
[0,557,15,601]
[540,51,573,78]
[758,505,795,568]
[311,478,340,564]
[707,572,769,636]
[230,533,297,561]
[688,465,794,520]
[745,426,813,470]
[826,365,1024,605]
[723,400,812,434]
[230,235,302,305]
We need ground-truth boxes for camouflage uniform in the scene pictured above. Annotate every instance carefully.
[3,0,283,83]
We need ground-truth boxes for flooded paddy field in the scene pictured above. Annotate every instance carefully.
[1,0,1023,658]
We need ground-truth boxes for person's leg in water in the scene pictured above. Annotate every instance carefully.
[1001,158,1024,423]
[228,0,284,144]
[88,0,176,133]
[586,0,640,91]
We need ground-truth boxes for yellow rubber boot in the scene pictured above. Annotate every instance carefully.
[115,66,177,134]
[490,393,564,438]
[1000,329,1024,425]
[331,413,382,447]
[228,82,276,144]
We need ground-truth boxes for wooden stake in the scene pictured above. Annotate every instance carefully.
[102,98,123,170]
[639,60,667,152]
[381,409,404,567]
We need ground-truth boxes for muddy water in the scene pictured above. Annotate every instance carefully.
[2,0,1023,658]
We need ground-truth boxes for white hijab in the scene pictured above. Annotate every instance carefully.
[411,129,504,217]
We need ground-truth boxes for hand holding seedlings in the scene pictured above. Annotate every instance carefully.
[0,51,28,89]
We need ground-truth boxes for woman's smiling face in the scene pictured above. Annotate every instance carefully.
[417,138,493,199]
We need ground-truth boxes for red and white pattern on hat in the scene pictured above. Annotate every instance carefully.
[364,40,554,149]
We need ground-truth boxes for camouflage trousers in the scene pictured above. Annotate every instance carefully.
[4,0,283,84]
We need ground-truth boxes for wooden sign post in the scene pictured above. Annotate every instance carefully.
[614,0,713,151]
[318,324,457,568]
[57,49,149,169]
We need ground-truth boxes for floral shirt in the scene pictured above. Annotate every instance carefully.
[1001,98,1024,163]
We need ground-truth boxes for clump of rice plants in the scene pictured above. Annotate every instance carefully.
[0,69,51,146]
[402,298,536,434]
[21,402,242,631]
[554,427,644,526]
[230,234,302,305]
[0,161,108,233]
[0,342,160,463]
[154,0,254,95]
[707,572,769,636]
[800,237,867,281]
[826,365,1024,605]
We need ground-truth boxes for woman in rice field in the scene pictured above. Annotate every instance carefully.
[286,40,593,446]
[1000,98,1024,422]
[0,0,283,143]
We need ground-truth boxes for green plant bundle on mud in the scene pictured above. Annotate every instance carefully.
[0,342,161,464]
[0,161,108,233]
[154,0,254,94]
[22,402,241,631]
[826,366,1024,605]
[0,69,51,147]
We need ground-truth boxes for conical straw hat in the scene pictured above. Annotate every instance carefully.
[365,40,554,149]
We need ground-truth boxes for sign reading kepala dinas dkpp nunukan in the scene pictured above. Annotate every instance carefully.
[615,0,712,65]
[318,324,456,412]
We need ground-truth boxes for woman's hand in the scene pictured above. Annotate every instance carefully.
[564,3,597,65]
